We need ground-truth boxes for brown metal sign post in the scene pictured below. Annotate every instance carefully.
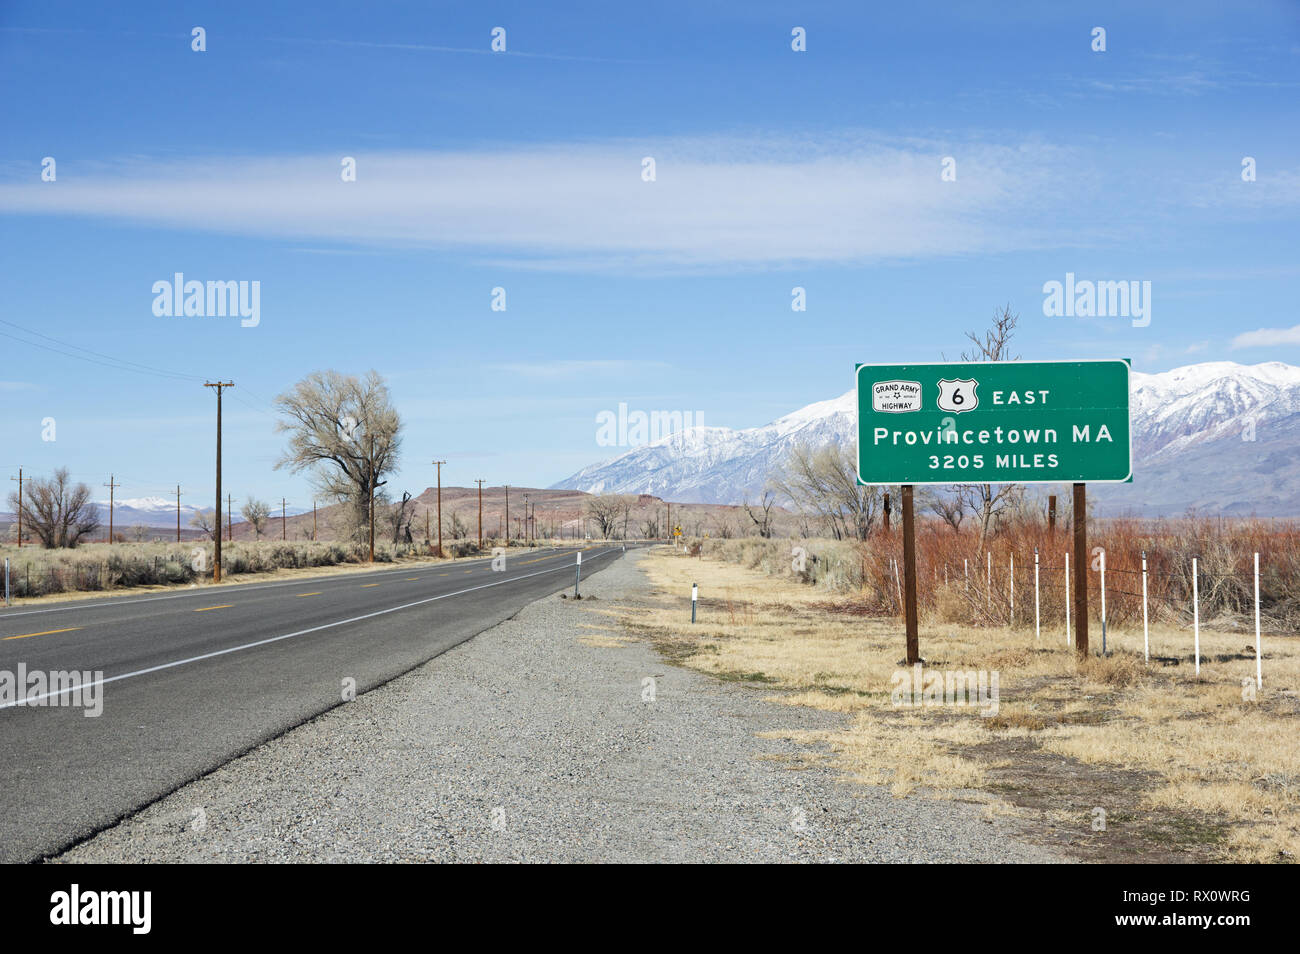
[901,485,919,664]
[1073,483,1089,656]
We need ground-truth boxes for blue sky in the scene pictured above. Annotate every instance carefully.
[1,0,1298,509]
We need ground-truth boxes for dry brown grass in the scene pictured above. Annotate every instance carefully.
[619,545,1300,863]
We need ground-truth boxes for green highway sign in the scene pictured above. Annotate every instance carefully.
[855,359,1131,485]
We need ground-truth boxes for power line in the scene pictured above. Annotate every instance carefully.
[0,318,201,382]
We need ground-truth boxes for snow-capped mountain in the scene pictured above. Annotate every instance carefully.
[1129,362,1300,461]
[92,496,309,529]
[553,361,1300,516]
[556,393,856,505]
[91,496,206,529]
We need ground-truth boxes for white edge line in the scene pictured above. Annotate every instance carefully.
[0,548,619,708]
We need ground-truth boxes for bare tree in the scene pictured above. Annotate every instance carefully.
[241,496,271,538]
[189,508,219,541]
[769,444,881,540]
[928,490,967,532]
[6,468,99,548]
[387,491,416,544]
[620,497,635,540]
[585,495,623,539]
[951,304,1023,549]
[274,370,402,545]
[958,303,1020,366]
[743,491,777,538]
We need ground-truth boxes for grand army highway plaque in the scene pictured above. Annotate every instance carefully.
[855,359,1131,486]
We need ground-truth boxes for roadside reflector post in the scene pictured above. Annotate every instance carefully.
[574,550,582,599]
[4,557,9,607]
[1009,552,1015,625]
[1033,548,1040,641]
[1248,553,1258,686]
[1100,545,1108,655]
[892,557,902,612]
[691,582,698,623]
[1064,551,1070,647]
[1141,550,1149,662]
[1192,555,1200,675]
[901,484,919,665]
[1073,483,1089,656]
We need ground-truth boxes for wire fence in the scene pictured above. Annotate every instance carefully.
[895,547,1269,686]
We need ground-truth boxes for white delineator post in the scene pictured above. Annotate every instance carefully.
[1192,556,1200,675]
[1034,548,1040,641]
[574,550,582,599]
[1009,553,1015,625]
[892,557,903,613]
[964,558,969,593]
[1099,547,1107,655]
[1141,550,1149,663]
[1064,552,1071,647]
[1248,553,1258,696]
[691,582,698,623]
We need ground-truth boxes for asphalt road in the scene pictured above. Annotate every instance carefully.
[0,544,624,863]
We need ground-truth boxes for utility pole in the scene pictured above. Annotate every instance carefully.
[227,493,233,542]
[8,468,21,547]
[172,484,182,543]
[504,484,510,546]
[524,494,530,547]
[312,500,317,541]
[281,498,287,540]
[367,434,375,563]
[204,381,234,583]
[475,479,485,549]
[433,460,446,557]
[102,474,119,543]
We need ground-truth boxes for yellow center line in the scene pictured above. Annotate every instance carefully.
[3,626,82,641]
[361,583,382,588]
[438,573,449,577]
[193,605,234,613]
[405,577,420,581]
[296,592,322,597]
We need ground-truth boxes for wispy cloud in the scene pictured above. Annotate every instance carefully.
[1231,324,1300,349]
[0,136,1110,270]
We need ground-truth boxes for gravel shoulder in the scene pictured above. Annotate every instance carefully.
[56,551,1066,863]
